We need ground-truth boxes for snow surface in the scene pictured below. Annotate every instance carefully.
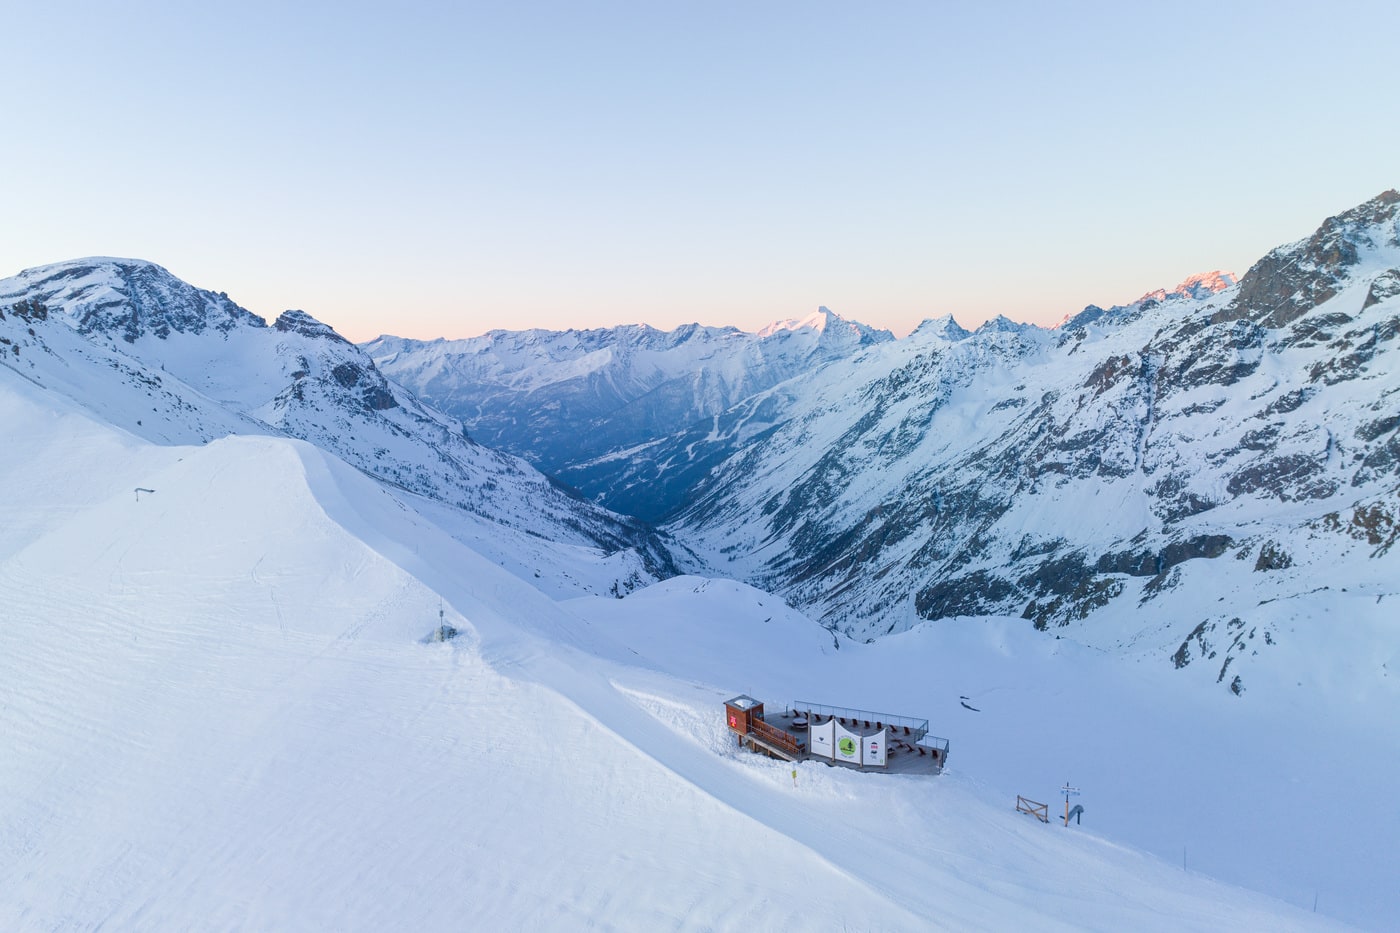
[0,362,1361,930]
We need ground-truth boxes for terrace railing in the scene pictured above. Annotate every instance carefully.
[793,700,929,742]
[749,717,802,758]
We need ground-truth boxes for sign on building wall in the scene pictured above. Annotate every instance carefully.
[834,721,862,764]
[808,720,889,768]
[809,719,835,759]
[862,729,886,767]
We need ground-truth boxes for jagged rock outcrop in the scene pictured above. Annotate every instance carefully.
[1215,189,1400,328]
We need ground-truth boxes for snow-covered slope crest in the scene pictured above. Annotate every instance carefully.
[0,382,1357,930]
[667,191,1400,695]
[0,258,675,591]
[365,307,894,520]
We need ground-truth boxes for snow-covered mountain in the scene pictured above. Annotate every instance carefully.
[0,363,1379,930]
[664,192,1400,695]
[347,193,1400,703]
[3,212,1396,929]
[0,258,675,592]
[365,307,892,520]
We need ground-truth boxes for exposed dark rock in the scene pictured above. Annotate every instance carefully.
[1321,501,1400,553]
[914,570,1018,619]
[1258,388,1313,418]
[331,362,362,388]
[1352,434,1400,486]
[1022,576,1123,630]
[1253,541,1293,571]
[9,299,48,322]
[1216,190,1400,328]
[1140,566,1182,602]
[1084,354,1136,396]
[274,310,352,345]
[1273,311,1354,350]
[1160,534,1233,569]
[1147,474,1217,522]
[1356,414,1400,443]
[362,386,399,411]
[1362,269,1400,310]
[1095,548,1158,577]
[1239,424,1282,451]
[1226,453,1335,501]
[1173,620,1209,669]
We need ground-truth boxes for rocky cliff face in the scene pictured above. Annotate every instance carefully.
[1216,189,1400,329]
[0,259,677,586]
[664,192,1400,691]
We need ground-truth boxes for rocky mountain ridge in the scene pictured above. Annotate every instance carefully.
[366,307,893,520]
[0,259,676,592]
[661,191,1400,692]
[6,191,1397,693]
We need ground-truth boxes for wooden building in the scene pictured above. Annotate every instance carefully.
[724,694,803,760]
[723,694,949,773]
[724,695,764,737]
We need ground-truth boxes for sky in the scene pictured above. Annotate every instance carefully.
[4,1,1398,342]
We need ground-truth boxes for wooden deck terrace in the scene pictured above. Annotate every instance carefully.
[764,707,947,776]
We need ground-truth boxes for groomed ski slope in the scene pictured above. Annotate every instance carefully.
[0,374,1354,931]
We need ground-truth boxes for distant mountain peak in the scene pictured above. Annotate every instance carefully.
[1,256,264,343]
[974,314,1030,335]
[756,306,839,338]
[756,307,894,347]
[274,309,350,345]
[1136,270,1237,305]
[910,314,971,341]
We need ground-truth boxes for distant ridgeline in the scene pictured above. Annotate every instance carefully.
[373,192,1400,694]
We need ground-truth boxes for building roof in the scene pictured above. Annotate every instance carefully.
[724,695,761,710]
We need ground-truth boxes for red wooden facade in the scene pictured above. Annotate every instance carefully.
[724,695,764,737]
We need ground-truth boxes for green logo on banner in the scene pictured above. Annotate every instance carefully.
[838,736,856,757]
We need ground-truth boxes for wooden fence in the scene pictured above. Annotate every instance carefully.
[1016,795,1048,823]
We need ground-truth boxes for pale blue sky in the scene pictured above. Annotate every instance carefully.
[5,1,1397,341]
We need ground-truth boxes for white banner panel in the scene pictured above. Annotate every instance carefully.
[833,722,861,764]
[808,719,835,760]
[862,729,886,767]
